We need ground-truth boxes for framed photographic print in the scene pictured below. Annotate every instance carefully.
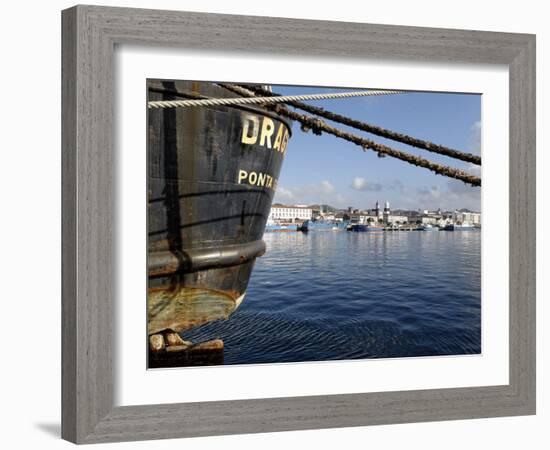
[145,79,483,369]
[62,5,535,444]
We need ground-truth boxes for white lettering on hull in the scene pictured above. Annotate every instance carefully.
[241,113,289,154]
[237,169,278,191]
[238,113,288,191]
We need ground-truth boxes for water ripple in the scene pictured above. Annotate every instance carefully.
[183,231,481,364]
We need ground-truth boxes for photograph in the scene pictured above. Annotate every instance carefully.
[146,79,482,368]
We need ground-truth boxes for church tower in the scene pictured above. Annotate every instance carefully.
[383,201,390,224]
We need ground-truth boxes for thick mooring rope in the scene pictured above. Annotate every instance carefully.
[147,89,404,109]
[235,84,481,166]
[220,84,481,187]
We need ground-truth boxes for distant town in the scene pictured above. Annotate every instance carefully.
[267,200,481,231]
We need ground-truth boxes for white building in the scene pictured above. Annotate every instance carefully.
[421,216,439,225]
[350,214,374,224]
[380,201,407,225]
[453,210,481,225]
[268,205,313,222]
[387,214,408,224]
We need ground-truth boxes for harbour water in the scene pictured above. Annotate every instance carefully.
[184,231,481,365]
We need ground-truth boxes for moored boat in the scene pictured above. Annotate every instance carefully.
[349,224,384,232]
[265,222,298,232]
[147,80,292,337]
[418,224,439,231]
[443,223,475,231]
[299,219,347,232]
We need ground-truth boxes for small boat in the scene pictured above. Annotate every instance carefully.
[265,222,297,232]
[443,223,475,231]
[418,224,439,231]
[349,224,384,232]
[300,219,347,232]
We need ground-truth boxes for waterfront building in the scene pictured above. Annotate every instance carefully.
[383,200,390,215]
[309,204,338,220]
[386,214,408,224]
[350,213,377,224]
[382,201,389,223]
[421,216,439,225]
[452,210,481,226]
[419,210,443,225]
[369,201,407,225]
[269,204,313,222]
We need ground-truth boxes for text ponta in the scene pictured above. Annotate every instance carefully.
[237,169,278,190]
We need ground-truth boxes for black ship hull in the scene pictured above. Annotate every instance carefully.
[147,81,291,335]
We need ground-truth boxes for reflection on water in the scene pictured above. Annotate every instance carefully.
[184,231,481,364]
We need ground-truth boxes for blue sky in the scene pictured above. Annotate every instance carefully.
[271,85,481,212]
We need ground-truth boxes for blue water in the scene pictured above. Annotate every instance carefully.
[185,231,481,364]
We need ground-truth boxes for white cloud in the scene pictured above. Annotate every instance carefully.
[416,185,442,201]
[384,179,480,212]
[468,120,481,155]
[442,121,482,210]
[274,174,480,211]
[274,186,295,202]
[413,179,480,211]
[443,161,481,210]
[350,177,382,192]
[318,180,335,194]
[274,180,348,206]
[387,179,405,194]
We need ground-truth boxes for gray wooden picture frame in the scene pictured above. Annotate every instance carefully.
[62,4,536,444]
